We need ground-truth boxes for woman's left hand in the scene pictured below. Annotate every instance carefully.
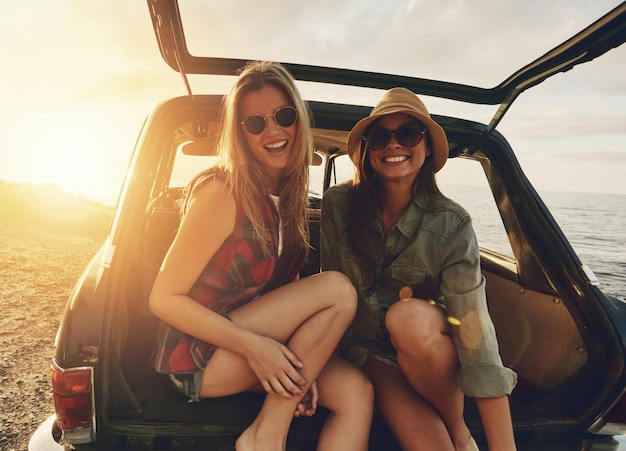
[294,381,318,417]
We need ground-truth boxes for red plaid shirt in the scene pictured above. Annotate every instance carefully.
[152,170,304,374]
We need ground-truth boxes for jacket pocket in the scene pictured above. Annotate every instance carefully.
[391,263,426,285]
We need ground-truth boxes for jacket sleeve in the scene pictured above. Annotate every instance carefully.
[440,216,517,397]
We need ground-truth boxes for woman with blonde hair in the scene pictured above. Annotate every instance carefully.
[150,61,373,450]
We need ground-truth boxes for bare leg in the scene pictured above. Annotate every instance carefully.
[385,299,476,451]
[363,357,454,451]
[199,271,364,450]
[314,355,374,450]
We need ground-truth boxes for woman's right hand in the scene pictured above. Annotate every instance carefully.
[295,381,318,417]
[246,335,308,399]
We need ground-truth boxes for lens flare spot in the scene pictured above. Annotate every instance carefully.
[447,316,461,326]
[399,286,413,300]
[458,311,484,349]
[429,299,437,305]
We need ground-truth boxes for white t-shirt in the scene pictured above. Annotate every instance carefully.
[269,194,283,256]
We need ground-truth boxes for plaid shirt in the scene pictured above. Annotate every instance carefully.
[152,171,303,374]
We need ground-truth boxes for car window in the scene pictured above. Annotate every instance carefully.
[308,151,327,199]
[170,145,329,199]
[327,154,356,188]
[437,158,513,257]
[170,144,218,189]
[327,153,513,257]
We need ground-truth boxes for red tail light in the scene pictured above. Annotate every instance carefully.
[51,361,96,444]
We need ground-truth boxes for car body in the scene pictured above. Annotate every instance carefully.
[30,1,626,449]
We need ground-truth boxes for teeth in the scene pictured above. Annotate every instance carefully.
[384,155,408,163]
[265,140,287,149]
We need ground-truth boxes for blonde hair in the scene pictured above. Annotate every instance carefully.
[217,61,313,259]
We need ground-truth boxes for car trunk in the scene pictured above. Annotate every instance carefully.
[84,95,626,450]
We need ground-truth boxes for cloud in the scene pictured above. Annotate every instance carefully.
[174,0,624,96]
[504,109,626,137]
[1,0,624,196]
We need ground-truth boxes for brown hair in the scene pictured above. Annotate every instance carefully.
[348,121,442,293]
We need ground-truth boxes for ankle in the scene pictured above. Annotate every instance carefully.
[236,416,288,451]
[453,431,478,451]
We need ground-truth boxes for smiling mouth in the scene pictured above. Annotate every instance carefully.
[265,140,288,152]
[383,155,409,163]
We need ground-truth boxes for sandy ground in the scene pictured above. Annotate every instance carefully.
[0,221,102,451]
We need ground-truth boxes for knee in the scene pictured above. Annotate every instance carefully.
[320,271,357,316]
[385,300,442,352]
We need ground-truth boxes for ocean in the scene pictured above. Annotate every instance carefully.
[441,186,626,303]
[102,172,626,302]
[542,190,626,302]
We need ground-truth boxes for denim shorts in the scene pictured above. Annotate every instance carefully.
[169,371,205,402]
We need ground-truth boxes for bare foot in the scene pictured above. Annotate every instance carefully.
[235,424,286,451]
[455,436,479,451]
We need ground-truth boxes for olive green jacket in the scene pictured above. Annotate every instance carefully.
[321,183,517,397]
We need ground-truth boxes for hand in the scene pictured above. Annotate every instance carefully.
[245,335,307,399]
[294,381,318,417]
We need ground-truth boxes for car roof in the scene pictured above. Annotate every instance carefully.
[147,0,626,135]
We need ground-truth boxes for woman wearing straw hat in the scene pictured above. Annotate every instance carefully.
[321,87,517,450]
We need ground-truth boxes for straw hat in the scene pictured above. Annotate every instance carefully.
[347,87,448,172]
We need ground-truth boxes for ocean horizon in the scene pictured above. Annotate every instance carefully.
[442,185,626,303]
[1,177,623,302]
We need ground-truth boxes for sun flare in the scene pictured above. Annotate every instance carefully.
[10,108,116,201]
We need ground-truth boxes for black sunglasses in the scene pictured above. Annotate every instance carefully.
[241,106,298,135]
[364,123,427,150]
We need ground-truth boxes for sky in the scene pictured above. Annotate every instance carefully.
[0,0,625,205]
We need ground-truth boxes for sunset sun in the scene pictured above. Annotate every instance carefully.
[10,108,122,202]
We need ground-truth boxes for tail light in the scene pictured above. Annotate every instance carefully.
[51,360,96,444]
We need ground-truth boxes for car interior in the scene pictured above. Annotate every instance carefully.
[104,95,606,446]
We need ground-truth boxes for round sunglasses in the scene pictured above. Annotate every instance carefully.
[364,123,427,150]
[240,106,298,135]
